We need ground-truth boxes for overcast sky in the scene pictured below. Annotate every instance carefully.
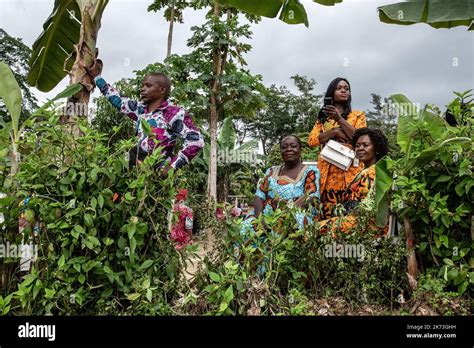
[1,0,473,113]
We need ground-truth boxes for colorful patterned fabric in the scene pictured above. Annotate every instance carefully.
[170,202,193,250]
[95,76,204,170]
[308,110,367,219]
[242,164,320,232]
[319,165,388,236]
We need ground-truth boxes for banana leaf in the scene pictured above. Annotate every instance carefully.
[217,0,343,27]
[378,0,474,31]
[0,62,22,136]
[27,0,81,92]
[375,156,393,227]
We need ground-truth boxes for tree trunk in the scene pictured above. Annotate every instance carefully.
[61,0,107,133]
[404,215,419,290]
[167,0,175,58]
[207,3,222,203]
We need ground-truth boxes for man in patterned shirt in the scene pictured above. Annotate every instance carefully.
[87,59,204,178]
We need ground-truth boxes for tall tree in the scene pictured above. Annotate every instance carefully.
[246,84,296,155]
[148,0,193,58]
[365,93,400,158]
[0,29,38,124]
[290,74,321,132]
[186,4,258,201]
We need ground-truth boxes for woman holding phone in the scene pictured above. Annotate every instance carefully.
[308,77,367,219]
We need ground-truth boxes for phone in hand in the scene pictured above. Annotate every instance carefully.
[323,97,333,107]
[319,97,333,123]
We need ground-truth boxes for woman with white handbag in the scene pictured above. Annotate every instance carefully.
[318,128,390,236]
[308,77,367,219]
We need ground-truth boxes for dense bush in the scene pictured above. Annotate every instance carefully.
[185,205,407,315]
[388,91,473,296]
[0,114,184,315]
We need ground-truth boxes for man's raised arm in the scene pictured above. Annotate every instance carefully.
[88,59,142,122]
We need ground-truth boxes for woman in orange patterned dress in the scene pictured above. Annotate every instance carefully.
[308,78,366,219]
[319,128,389,235]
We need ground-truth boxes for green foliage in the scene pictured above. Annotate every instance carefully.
[243,75,322,156]
[378,0,474,31]
[27,0,82,92]
[0,29,38,123]
[1,113,182,315]
[366,93,401,159]
[187,207,407,315]
[217,0,344,27]
[377,91,473,296]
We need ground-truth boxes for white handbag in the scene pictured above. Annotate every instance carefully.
[320,139,356,171]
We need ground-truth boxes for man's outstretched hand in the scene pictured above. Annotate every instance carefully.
[86,58,103,79]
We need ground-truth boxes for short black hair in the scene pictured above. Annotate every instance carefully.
[352,128,389,162]
[147,72,171,98]
[280,134,302,149]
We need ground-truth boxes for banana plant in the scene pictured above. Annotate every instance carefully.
[0,62,82,181]
[27,0,108,111]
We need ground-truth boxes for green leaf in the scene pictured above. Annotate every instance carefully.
[87,235,101,247]
[217,0,284,18]
[74,225,86,234]
[89,168,99,183]
[209,271,221,282]
[375,157,393,227]
[440,235,449,248]
[45,288,56,299]
[447,268,458,281]
[141,118,152,136]
[139,259,154,271]
[27,0,82,92]
[218,117,236,151]
[84,213,94,228]
[91,197,97,210]
[126,293,141,301]
[127,224,136,239]
[101,288,113,298]
[146,288,153,302]
[443,258,454,266]
[0,62,22,134]
[130,237,137,257]
[219,302,228,312]
[78,274,86,284]
[391,94,417,154]
[378,0,474,31]
[436,175,451,183]
[458,280,469,295]
[279,0,309,27]
[224,285,234,303]
[58,255,65,268]
[98,195,104,209]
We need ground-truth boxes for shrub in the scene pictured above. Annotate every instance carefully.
[0,114,183,315]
